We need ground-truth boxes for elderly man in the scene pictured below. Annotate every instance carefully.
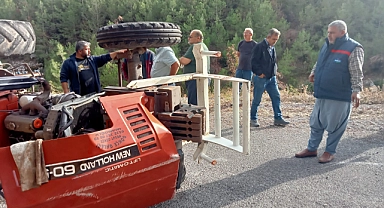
[60,40,126,96]
[235,28,257,89]
[179,29,209,105]
[295,20,364,163]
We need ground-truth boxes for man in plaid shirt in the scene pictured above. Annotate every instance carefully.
[295,20,364,163]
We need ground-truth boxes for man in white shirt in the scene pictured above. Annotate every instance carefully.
[150,47,180,78]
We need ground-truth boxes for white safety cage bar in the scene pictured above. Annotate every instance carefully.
[127,44,251,164]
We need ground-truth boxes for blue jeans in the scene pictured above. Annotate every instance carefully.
[235,69,253,90]
[250,76,282,120]
[185,80,197,105]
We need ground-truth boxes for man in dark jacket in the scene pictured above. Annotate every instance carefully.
[250,28,289,127]
[295,20,364,163]
[60,40,126,96]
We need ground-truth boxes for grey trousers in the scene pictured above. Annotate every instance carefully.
[307,98,352,154]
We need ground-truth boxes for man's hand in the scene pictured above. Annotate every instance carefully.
[179,57,191,65]
[258,74,265,78]
[309,73,315,82]
[214,52,222,57]
[111,49,129,59]
[351,92,360,108]
[61,82,70,94]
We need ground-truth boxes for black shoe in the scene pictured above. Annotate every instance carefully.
[274,118,290,126]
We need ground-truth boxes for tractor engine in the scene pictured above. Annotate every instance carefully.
[4,113,43,143]
[3,80,81,144]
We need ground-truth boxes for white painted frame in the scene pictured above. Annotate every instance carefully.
[127,44,251,164]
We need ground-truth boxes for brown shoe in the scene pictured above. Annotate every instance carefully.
[318,152,334,163]
[295,149,317,158]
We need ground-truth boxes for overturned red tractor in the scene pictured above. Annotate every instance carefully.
[0,20,250,208]
[0,78,193,207]
[0,21,195,208]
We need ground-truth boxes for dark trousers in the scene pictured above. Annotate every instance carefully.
[185,80,197,105]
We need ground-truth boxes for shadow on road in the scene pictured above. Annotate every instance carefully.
[156,129,384,208]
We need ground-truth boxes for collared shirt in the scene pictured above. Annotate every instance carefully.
[311,46,364,92]
[264,39,274,57]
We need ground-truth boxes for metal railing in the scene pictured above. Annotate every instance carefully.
[127,44,251,164]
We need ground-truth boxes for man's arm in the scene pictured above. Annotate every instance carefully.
[349,47,364,92]
[170,61,180,75]
[349,46,364,108]
[93,49,128,67]
[164,49,180,75]
[179,45,194,66]
[60,61,70,93]
[251,44,263,76]
[61,82,70,93]
[236,40,242,57]
[110,49,128,60]
[309,62,317,82]
[179,57,191,65]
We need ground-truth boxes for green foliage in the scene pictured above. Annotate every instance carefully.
[278,48,295,84]
[288,30,317,83]
[1,0,383,89]
[43,40,68,92]
[225,44,238,76]
[99,62,119,88]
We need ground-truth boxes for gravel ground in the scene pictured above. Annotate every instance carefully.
[1,102,383,208]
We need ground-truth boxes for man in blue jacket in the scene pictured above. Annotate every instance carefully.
[295,20,364,163]
[60,40,126,96]
[250,28,289,127]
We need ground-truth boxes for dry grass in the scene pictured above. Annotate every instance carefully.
[214,86,384,105]
[209,86,384,123]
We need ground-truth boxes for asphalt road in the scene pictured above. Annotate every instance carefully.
[1,104,383,208]
[154,109,384,208]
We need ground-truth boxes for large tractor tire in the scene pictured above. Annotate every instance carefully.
[0,20,36,56]
[97,22,182,50]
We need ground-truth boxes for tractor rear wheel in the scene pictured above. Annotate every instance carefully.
[0,20,36,56]
[96,22,182,50]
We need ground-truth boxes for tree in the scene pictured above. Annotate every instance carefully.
[290,30,316,76]
[1,0,383,89]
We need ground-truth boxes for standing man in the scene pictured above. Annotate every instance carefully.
[60,40,126,96]
[179,29,209,105]
[295,20,364,163]
[151,46,180,78]
[250,28,289,127]
[235,28,257,89]
[140,48,155,79]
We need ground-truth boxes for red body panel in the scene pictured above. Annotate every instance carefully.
[0,91,18,147]
[0,92,179,208]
